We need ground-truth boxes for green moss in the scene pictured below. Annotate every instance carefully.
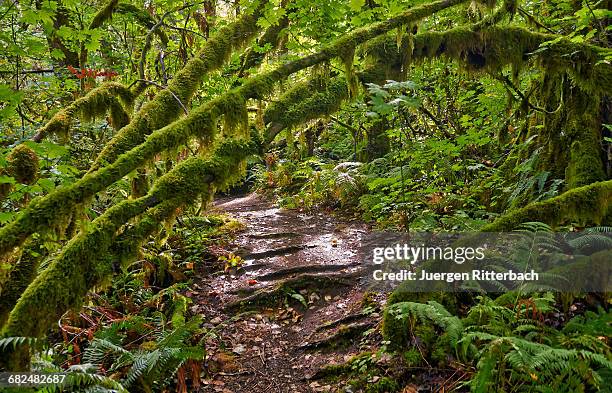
[365,377,399,393]
[263,74,328,125]
[2,136,258,339]
[405,25,611,94]
[89,0,119,29]
[431,332,454,366]
[263,64,395,143]
[130,168,149,198]
[0,0,469,258]
[7,144,39,185]
[481,180,612,231]
[0,236,45,329]
[382,302,413,350]
[34,82,134,141]
[566,140,606,188]
[402,348,422,367]
[220,92,249,137]
[93,10,263,169]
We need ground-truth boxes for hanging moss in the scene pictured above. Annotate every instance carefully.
[269,24,608,152]
[405,26,611,94]
[264,56,406,143]
[92,10,264,169]
[2,135,259,340]
[0,0,469,258]
[130,168,149,198]
[0,236,45,329]
[481,180,612,231]
[219,92,249,137]
[339,46,359,99]
[113,197,186,265]
[33,82,134,142]
[7,144,39,185]
[263,74,328,125]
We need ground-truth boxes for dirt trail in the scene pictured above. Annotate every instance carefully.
[193,193,385,393]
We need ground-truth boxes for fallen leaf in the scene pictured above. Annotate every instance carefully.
[232,344,246,355]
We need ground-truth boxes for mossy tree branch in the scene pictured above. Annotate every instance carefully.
[408,25,611,94]
[480,180,612,231]
[1,136,259,339]
[0,0,470,258]
[31,82,135,142]
[91,10,264,170]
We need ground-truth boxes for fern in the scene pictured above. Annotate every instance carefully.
[390,301,463,348]
[0,336,40,350]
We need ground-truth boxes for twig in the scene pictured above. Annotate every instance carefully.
[517,8,555,34]
[131,79,189,114]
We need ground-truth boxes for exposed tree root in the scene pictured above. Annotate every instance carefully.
[248,231,301,239]
[315,309,374,332]
[224,272,362,311]
[299,321,375,351]
[305,352,374,381]
[256,262,360,281]
[241,244,314,260]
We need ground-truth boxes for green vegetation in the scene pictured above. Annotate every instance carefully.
[0,0,609,391]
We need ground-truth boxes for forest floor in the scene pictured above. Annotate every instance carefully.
[190,193,386,392]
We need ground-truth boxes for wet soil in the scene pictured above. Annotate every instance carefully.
[192,193,385,393]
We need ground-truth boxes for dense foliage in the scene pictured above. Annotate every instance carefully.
[0,0,610,391]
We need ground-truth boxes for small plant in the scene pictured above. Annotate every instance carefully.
[218,252,244,273]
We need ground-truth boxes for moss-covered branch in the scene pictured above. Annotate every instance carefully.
[1,136,258,338]
[0,0,468,258]
[91,10,263,170]
[408,25,612,94]
[0,237,45,327]
[239,15,289,76]
[265,25,611,151]
[32,82,134,142]
[262,32,413,142]
[481,180,612,231]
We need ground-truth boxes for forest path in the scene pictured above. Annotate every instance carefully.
[192,193,385,393]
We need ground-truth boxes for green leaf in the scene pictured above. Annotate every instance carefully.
[290,293,307,307]
[50,48,65,60]
[37,178,56,192]
[0,175,16,185]
[349,0,365,11]
[0,212,15,224]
